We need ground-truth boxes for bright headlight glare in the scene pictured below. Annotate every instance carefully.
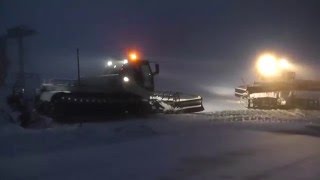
[256,53,295,77]
[256,53,278,77]
[278,58,290,69]
[123,76,130,82]
[106,60,112,67]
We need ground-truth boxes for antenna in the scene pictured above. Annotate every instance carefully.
[77,48,80,85]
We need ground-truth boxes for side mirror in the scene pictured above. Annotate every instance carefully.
[153,63,159,75]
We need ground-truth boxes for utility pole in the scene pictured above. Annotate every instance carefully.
[77,48,81,85]
[0,36,8,86]
[6,25,36,87]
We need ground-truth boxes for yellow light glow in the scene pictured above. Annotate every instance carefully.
[256,53,279,77]
[278,58,290,69]
[129,53,137,61]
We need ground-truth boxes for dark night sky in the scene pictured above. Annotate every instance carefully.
[2,0,320,110]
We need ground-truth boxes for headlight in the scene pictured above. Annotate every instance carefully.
[256,53,278,77]
[281,100,286,105]
[256,53,294,78]
[278,58,290,69]
[123,76,130,82]
[106,60,112,67]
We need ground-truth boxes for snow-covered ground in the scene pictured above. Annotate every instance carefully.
[1,105,320,179]
[1,86,320,179]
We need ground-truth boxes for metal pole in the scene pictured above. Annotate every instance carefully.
[18,36,25,86]
[76,48,83,127]
[0,36,8,86]
[77,48,80,85]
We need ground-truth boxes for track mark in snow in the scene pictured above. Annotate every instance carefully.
[198,109,320,124]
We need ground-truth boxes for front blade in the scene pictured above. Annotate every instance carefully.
[150,91,204,113]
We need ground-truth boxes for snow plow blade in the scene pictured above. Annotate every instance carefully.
[150,91,204,113]
[235,86,247,98]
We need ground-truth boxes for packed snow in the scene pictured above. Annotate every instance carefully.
[1,87,320,179]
